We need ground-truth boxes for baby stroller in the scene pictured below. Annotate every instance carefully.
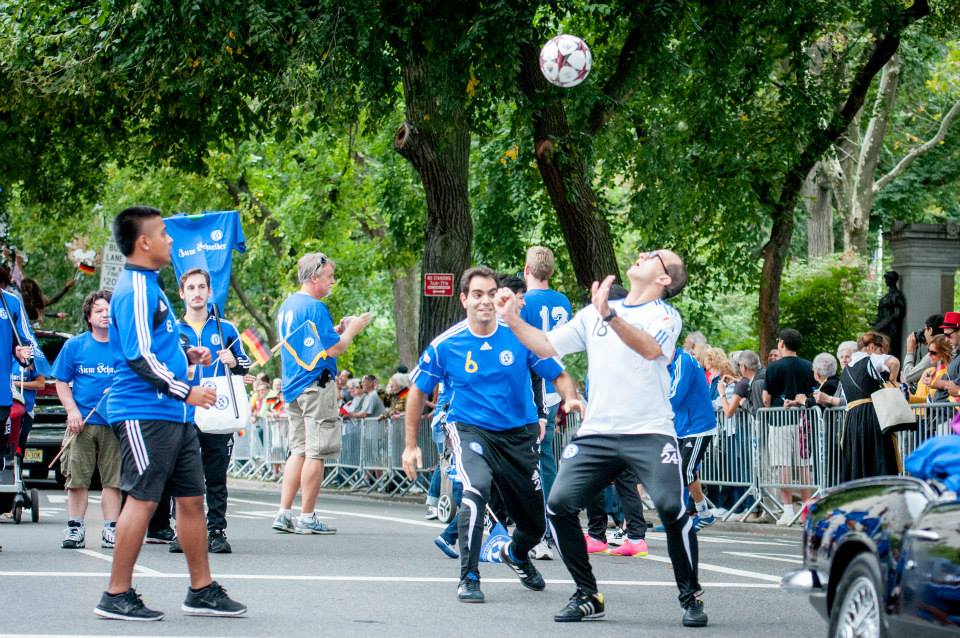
[0,391,41,524]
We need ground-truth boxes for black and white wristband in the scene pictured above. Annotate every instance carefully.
[603,308,617,322]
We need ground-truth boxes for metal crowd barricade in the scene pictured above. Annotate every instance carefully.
[697,409,762,522]
[323,418,364,489]
[261,416,289,481]
[360,417,393,493]
[753,406,824,525]
[553,412,580,467]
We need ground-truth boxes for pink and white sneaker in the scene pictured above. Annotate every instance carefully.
[607,538,648,557]
[583,533,609,554]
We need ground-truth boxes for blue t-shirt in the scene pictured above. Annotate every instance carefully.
[178,315,252,422]
[107,266,191,423]
[0,289,42,408]
[51,332,115,426]
[668,349,716,438]
[277,292,340,403]
[11,358,39,413]
[520,288,572,397]
[411,319,564,430]
[165,211,246,312]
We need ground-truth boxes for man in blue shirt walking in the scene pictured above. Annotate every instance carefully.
[95,206,246,621]
[271,252,370,535]
[402,266,583,603]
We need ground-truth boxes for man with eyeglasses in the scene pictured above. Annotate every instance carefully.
[497,249,707,627]
[929,311,960,402]
[272,252,371,535]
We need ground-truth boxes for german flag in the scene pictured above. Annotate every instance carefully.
[240,327,271,366]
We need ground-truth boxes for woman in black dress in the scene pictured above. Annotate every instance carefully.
[838,332,902,482]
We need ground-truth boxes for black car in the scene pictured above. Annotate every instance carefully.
[782,475,960,637]
[21,329,71,485]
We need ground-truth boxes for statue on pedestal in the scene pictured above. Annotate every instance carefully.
[874,271,907,360]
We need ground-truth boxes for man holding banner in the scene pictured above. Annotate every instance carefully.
[272,252,370,535]
[169,267,251,554]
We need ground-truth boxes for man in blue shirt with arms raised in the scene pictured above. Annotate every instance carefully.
[96,206,245,621]
[402,266,583,603]
[272,251,370,535]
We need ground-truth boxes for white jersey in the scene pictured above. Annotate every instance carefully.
[546,298,682,437]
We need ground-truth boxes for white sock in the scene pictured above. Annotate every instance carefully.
[695,500,708,513]
[300,512,316,521]
[278,508,292,517]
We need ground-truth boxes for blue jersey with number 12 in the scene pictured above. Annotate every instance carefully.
[520,289,571,396]
[411,319,563,431]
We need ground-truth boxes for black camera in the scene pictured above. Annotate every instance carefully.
[913,328,926,346]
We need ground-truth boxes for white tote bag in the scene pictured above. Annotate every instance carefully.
[871,385,916,433]
[194,375,251,434]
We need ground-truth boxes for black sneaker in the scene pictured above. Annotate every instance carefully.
[146,528,175,544]
[182,581,247,617]
[500,542,545,591]
[94,588,164,621]
[208,529,232,554]
[457,574,485,603]
[554,590,605,622]
[168,537,183,554]
[682,598,708,627]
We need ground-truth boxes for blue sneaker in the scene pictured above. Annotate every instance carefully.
[271,512,294,533]
[294,515,337,535]
[692,513,716,531]
[434,536,459,558]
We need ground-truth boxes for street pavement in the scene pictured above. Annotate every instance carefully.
[0,486,825,638]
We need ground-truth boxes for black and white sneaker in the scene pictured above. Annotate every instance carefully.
[608,527,627,547]
[554,590,605,622]
[182,581,247,617]
[145,528,175,544]
[208,529,232,554]
[500,542,545,591]
[62,522,85,549]
[94,589,164,621]
[457,574,485,603]
[682,598,708,627]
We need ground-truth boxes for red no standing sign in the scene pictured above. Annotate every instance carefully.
[424,273,454,297]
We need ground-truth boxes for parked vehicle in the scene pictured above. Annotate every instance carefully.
[782,475,959,637]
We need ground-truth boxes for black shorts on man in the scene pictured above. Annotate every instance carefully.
[113,420,205,502]
[679,435,712,487]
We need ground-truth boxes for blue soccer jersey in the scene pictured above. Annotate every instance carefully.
[520,288,572,397]
[51,332,115,426]
[178,315,251,422]
[0,289,42,408]
[277,292,340,403]
[107,266,191,423]
[668,349,716,438]
[411,319,564,431]
[165,210,246,312]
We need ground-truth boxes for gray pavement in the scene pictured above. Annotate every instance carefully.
[0,486,824,637]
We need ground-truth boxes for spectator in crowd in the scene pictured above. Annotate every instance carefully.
[810,353,840,399]
[703,347,729,398]
[762,328,816,525]
[683,331,706,354]
[266,377,285,416]
[337,370,353,405]
[838,331,901,481]
[901,314,944,386]
[19,277,72,326]
[341,379,363,416]
[930,312,960,403]
[714,357,747,513]
[910,334,951,404]
[249,380,270,422]
[384,372,411,419]
[733,350,764,416]
[836,341,857,370]
[346,374,386,419]
[767,348,780,364]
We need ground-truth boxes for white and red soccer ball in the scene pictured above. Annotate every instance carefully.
[539,34,592,88]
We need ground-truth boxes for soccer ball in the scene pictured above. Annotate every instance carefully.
[539,34,592,88]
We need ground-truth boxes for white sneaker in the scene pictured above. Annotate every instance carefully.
[424,506,438,520]
[608,527,627,547]
[529,541,553,560]
[776,506,796,526]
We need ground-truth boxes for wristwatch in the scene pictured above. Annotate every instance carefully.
[603,308,617,322]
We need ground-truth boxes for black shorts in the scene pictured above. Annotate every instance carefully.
[679,435,712,487]
[112,420,205,503]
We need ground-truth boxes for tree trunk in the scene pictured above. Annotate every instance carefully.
[517,42,620,289]
[391,260,420,369]
[804,164,834,259]
[394,57,472,352]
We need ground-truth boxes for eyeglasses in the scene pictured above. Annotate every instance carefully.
[643,251,667,274]
[929,350,940,356]
[312,254,328,277]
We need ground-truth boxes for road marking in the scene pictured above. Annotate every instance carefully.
[724,551,803,565]
[75,549,164,575]
[227,496,445,529]
[642,532,795,547]
[46,494,68,503]
[226,513,265,520]
[643,554,782,582]
[0,570,779,588]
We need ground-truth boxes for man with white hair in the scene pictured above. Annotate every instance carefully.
[683,331,706,354]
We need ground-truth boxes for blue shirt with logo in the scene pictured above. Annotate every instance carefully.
[107,266,191,423]
[277,292,340,403]
[165,210,246,312]
[178,315,251,422]
[0,289,42,408]
[668,349,716,438]
[520,288,572,396]
[411,319,564,431]
[51,332,115,426]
